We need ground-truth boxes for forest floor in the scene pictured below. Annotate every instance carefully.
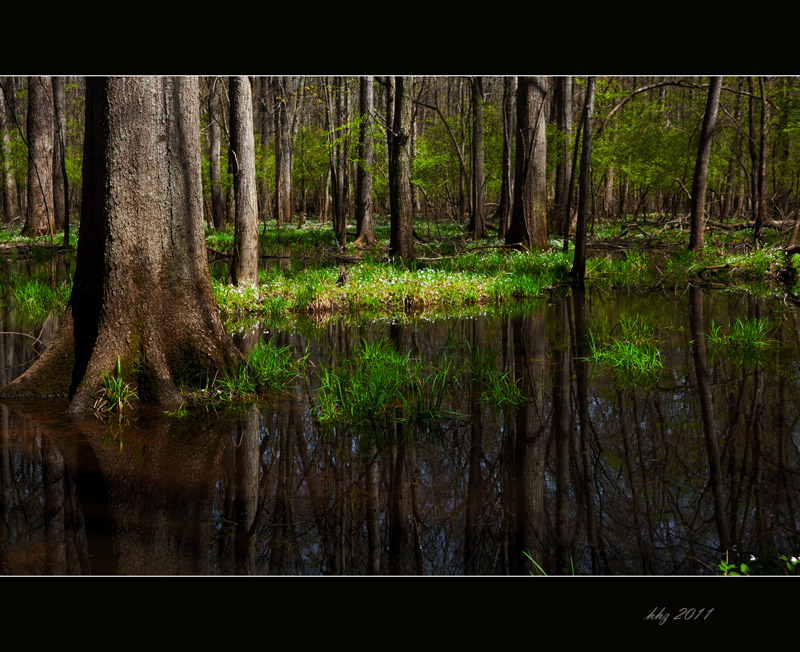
[3,214,800,327]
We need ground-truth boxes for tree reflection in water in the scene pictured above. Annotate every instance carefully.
[1,286,800,575]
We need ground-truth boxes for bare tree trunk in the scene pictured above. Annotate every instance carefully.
[274,76,296,228]
[0,79,19,222]
[22,76,55,239]
[496,76,516,239]
[749,77,767,244]
[230,76,259,286]
[689,77,722,252]
[569,77,596,282]
[553,76,572,229]
[51,77,68,233]
[505,77,548,251]
[469,76,487,239]
[0,76,241,413]
[389,76,414,260]
[354,76,376,246]
[208,78,226,231]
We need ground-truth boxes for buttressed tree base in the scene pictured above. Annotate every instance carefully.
[0,76,241,414]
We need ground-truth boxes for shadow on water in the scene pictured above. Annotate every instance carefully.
[1,266,800,575]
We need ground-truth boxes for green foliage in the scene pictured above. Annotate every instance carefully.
[213,338,307,402]
[94,356,138,415]
[718,553,800,576]
[466,343,526,408]
[705,316,773,363]
[4,275,71,322]
[315,338,460,432]
[587,315,663,385]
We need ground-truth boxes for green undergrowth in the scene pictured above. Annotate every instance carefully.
[313,336,531,441]
[705,315,775,364]
[212,247,571,323]
[2,275,72,321]
[587,314,663,386]
[315,338,459,434]
[171,338,309,414]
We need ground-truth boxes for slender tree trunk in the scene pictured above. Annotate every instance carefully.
[749,77,768,244]
[354,76,375,246]
[0,80,19,222]
[569,77,596,282]
[689,77,722,253]
[22,76,55,239]
[553,76,572,229]
[389,76,414,260]
[52,77,70,245]
[496,76,516,239]
[505,77,548,251]
[229,76,259,286]
[208,78,226,231]
[50,76,68,234]
[469,76,487,239]
[274,76,295,228]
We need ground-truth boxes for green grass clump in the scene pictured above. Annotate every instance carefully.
[315,338,459,431]
[5,276,71,321]
[94,356,138,415]
[706,316,772,361]
[587,315,662,385]
[213,338,307,402]
[466,343,526,408]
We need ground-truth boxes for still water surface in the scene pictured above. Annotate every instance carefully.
[1,257,799,575]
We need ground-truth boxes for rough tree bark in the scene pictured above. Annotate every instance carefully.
[496,76,516,240]
[22,76,55,238]
[229,76,259,286]
[689,77,722,253]
[0,79,20,222]
[274,76,296,228]
[51,76,68,232]
[389,76,414,260]
[207,78,226,231]
[505,77,548,252]
[569,77,596,283]
[0,76,241,414]
[354,75,376,246]
[553,76,572,233]
[52,77,71,246]
[469,76,487,240]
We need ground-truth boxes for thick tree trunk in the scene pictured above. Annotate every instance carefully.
[0,76,241,414]
[22,76,55,238]
[208,78,226,231]
[505,77,548,251]
[469,76,487,240]
[354,76,376,246]
[229,76,259,286]
[389,76,414,260]
[689,77,722,253]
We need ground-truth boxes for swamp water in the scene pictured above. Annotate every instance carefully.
[1,256,799,575]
